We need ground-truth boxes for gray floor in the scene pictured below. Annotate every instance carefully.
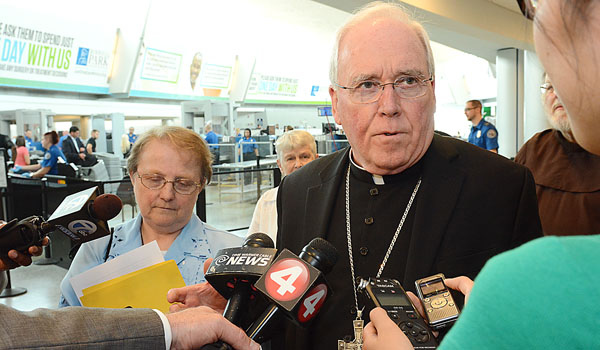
[0,180,268,311]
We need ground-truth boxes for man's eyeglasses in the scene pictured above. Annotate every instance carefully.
[464,107,478,112]
[518,0,538,20]
[334,75,434,104]
[540,82,554,94]
[136,173,202,195]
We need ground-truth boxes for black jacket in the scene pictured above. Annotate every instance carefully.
[275,134,543,350]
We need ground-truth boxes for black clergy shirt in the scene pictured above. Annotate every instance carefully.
[310,155,423,350]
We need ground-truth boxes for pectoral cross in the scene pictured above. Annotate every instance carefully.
[337,310,364,350]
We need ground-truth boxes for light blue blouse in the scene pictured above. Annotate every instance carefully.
[59,214,242,307]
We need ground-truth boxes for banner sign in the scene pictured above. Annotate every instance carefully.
[0,7,115,93]
[130,48,234,99]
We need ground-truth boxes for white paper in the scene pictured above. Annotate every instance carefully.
[69,240,164,303]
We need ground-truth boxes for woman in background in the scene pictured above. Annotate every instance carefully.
[248,130,317,244]
[14,135,30,166]
[11,131,65,178]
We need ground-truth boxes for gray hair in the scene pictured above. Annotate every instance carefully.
[329,1,435,88]
[275,130,317,163]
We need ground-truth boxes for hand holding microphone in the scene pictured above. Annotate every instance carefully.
[200,232,278,350]
[0,187,122,258]
[246,237,339,343]
[0,220,49,271]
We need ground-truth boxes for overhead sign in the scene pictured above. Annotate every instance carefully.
[0,7,115,93]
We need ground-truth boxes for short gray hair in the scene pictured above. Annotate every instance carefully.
[329,1,435,88]
[275,130,317,163]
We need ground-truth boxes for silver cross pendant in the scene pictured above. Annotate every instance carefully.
[337,310,364,350]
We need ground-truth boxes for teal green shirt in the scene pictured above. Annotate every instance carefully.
[440,235,600,349]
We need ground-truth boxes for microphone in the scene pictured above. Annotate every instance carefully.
[202,232,278,350]
[0,186,122,256]
[246,237,338,343]
[47,186,122,243]
[205,232,277,325]
[89,194,123,222]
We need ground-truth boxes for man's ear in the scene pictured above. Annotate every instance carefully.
[329,86,342,125]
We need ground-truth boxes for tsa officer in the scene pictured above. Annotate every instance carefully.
[11,131,66,178]
[465,100,498,153]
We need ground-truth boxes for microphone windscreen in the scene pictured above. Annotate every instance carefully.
[244,232,274,249]
[92,194,123,221]
[299,238,338,274]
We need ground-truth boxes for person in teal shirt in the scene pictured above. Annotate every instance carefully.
[363,0,600,349]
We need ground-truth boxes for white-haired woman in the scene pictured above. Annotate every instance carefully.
[247,130,318,245]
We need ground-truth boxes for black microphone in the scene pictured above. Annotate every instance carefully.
[47,186,122,243]
[0,186,122,256]
[246,237,339,343]
[202,232,278,350]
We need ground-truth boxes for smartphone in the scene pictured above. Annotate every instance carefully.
[415,274,460,330]
[358,277,437,349]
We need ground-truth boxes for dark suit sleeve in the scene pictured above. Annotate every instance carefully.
[61,139,79,163]
[511,168,543,246]
[0,304,165,349]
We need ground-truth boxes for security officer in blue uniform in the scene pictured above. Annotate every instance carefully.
[10,131,66,178]
[238,128,259,161]
[204,123,220,165]
[465,99,499,153]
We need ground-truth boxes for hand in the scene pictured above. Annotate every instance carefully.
[22,172,32,178]
[10,166,22,174]
[444,276,474,305]
[405,292,439,338]
[0,220,49,271]
[363,307,414,350]
[167,258,227,313]
[79,153,86,160]
[166,306,260,350]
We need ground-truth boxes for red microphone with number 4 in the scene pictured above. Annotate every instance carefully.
[248,238,338,343]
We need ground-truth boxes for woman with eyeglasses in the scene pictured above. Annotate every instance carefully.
[59,126,241,307]
[363,0,600,349]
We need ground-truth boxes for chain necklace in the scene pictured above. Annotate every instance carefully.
[345,164,422,322]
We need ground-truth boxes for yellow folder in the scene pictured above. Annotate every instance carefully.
[80,260,186,313]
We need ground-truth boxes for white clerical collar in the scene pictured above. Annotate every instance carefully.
[349,149,385,185]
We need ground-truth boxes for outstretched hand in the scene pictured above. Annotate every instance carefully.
[166,306,260,350]
[167,258,227,313]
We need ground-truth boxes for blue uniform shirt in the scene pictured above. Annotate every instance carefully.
[25,136,33,151]
[205,131,219,149]
[128,133,138,143]
[239,137,258,154]
[468,120,499,151]
[57,134,68,149]
[40,144,66,175]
